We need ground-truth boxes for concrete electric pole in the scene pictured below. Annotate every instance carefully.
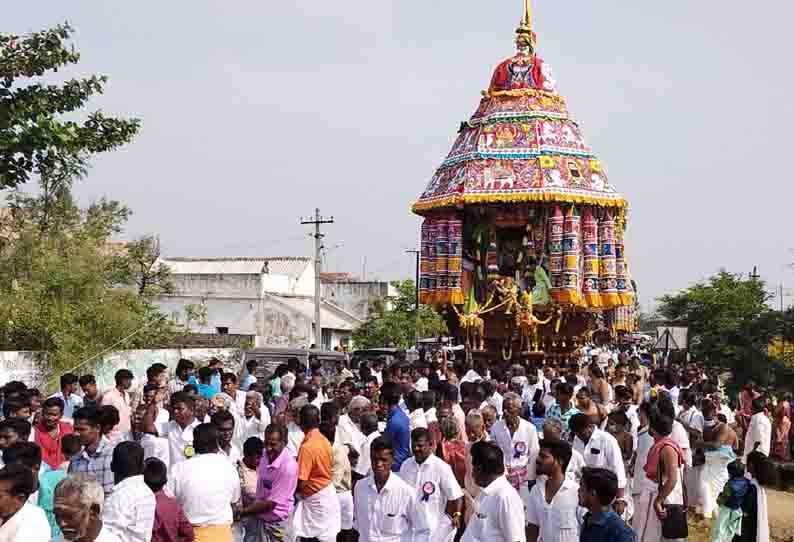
[301,208,334,349]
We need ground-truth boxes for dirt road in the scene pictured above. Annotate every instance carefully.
[688,489,794,542]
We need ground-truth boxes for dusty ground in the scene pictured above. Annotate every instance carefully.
[688,489,794,542]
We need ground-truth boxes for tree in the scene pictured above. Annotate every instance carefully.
[0,191,177,382]
[657,270,780,385]
[0,23,175,385]
[0,23,139,189]
[111,236,174,297]
[352,280,448,349]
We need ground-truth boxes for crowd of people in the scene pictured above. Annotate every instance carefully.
[0,349,779,542]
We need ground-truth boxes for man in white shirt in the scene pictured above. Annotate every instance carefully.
[103,441,155,542]
[228,391,270,451]
[490,392,540,517]
[167,423,241,540]
[353,435,417,542]
[285,396,308,459]
[336,396,368,462]
[526,440,581,542]
[744,397,772,459]
[413,361,431,393]
[143,391,200,468]
[399,427,464,542]
[406,391,429,431]
[462,440,526,542]
[354,412,380,480]
[541,417,585,483]
[569,413,628,517]
[211,409,242,464]
[50,373,83,422]
[220,372,249,417]
[461,360,489,384]
[0,463,50,541]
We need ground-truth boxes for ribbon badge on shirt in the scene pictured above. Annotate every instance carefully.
[422,481,436,502]
[184,446,195,458]
[514,441,527,459]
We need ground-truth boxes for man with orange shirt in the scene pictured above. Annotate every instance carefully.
[293,404,341,542]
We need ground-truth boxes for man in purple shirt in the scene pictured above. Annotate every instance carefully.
[237,424,298,542]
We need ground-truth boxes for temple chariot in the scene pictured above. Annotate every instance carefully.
[412,1,636,362]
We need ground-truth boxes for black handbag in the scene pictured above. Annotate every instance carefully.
[658,450,689,539]
[692,447,706,467]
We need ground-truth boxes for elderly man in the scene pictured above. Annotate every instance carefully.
[54,474,121,541]
[273,374,296,418]
[335,396,368,462]
[490,391,540,527]
[285,396,309,459]
[463,409,489,517]
[233,391,270,449]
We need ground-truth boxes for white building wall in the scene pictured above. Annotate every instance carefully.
[158,296,259,335]
[172,274,261,298]
[322,281,397,320]
[294,265,315,297]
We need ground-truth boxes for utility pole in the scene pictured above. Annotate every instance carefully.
[301,208,334,350]
[406,249,420,346]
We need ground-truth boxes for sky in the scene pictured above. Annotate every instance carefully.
[5,1,794,311]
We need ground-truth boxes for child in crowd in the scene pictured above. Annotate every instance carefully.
[711,460,751,542]
[530,400,546,434]
[237,437,264,542]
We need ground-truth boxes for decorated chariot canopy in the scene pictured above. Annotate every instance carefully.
[412,1,635,341]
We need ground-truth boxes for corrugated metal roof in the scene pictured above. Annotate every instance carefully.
[270,295,360,331]
[160,257,310,278]
[263,257,311,279]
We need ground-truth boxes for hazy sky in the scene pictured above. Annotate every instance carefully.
[6,1,794,311]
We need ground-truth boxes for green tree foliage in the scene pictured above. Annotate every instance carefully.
[0,23,140,189]
[0,23,174,385]
[0,193,177,382]
[352,280,448,349]
[657,270,780,385]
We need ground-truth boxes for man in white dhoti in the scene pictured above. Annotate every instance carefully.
[744,398,771,461]
[293,405,340,542]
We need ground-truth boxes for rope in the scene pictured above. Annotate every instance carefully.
[44,314,168,387]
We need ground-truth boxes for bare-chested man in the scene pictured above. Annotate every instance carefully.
[575,387,608,427]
